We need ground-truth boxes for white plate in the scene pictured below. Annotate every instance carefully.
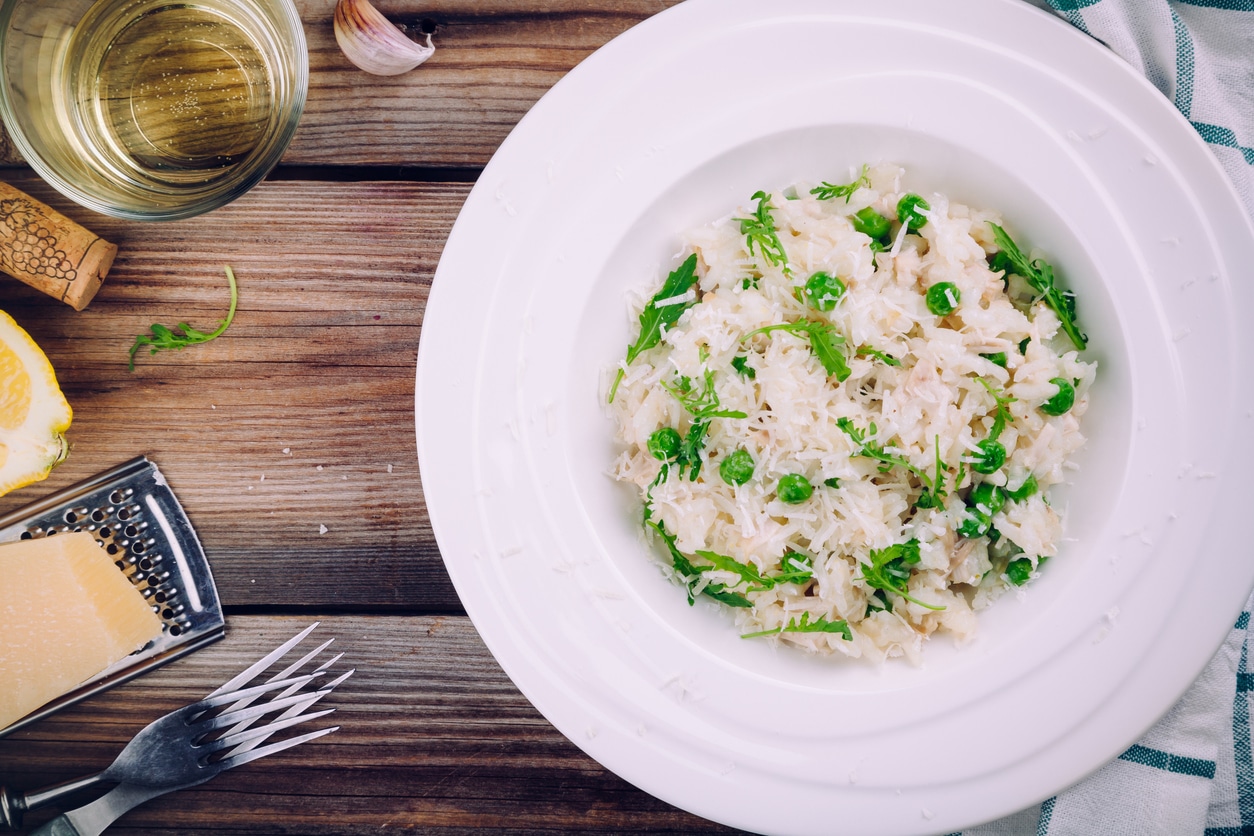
[415,1,1254,833]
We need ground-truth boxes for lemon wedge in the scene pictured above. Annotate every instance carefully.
[0,311,71,496]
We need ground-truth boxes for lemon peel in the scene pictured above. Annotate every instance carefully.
[0,310,72,496]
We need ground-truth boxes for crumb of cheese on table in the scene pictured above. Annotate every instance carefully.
[0,531,163,729]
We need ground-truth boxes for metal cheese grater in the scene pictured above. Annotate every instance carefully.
[0,456,225,739]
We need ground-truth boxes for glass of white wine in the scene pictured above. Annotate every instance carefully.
[0,0,306,221]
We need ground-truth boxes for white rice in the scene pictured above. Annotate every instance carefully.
[607,164,1096,664]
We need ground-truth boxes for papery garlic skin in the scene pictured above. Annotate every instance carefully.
[334,0,435,76]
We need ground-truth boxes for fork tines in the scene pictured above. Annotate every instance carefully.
[195,624,351,767]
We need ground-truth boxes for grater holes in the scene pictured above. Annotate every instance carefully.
[18,471,214,655]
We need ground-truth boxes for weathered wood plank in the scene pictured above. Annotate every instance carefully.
[0,173,465,613]
[0,1,682,169]
[0,615,744,835]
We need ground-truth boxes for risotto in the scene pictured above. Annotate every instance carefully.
[607,164,1095,663]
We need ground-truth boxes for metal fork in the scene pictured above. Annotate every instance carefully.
[1,624,349,835]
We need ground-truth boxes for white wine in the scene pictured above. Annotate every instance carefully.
[0,0,305,218]
[64,0,279,188]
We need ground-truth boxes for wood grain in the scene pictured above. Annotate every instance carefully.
[0,616,745,835]
[0,1,683,169]
[0,4,759,833]
[0,172,463,614]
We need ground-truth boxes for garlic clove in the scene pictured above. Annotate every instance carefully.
[334,0,434,76]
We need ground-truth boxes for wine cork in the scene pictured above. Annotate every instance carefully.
[0,182,117,311]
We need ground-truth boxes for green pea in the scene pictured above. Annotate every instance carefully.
[958,483,1004,539]
[896,193,931,231]
[1005,557,1033,586]
[968,482,1005,518]
[1040,378,1075,416]
[981,352,1007,368]
[1006,474,1038,501]
[851,206,891,240]
[720,449,755,486]
[925,282,961,316]
[647,427,681,461]
[957,513,991,539]
[970,439,1006,474]
[803,271,846,312]
[777,474,813,504]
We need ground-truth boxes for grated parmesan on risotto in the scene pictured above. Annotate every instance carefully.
[606,164,1096,664]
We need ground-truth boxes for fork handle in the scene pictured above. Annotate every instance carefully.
[27,817,82,836]
[0,771,108,829]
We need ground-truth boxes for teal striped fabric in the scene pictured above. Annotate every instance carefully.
[958,611,1248,835]
[1042,0,1253,215]
[954,5,1254,832]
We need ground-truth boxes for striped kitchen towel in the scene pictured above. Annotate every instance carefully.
[954,2,1254,834]
[1045,0,1253,216]
[957,609,1247,835]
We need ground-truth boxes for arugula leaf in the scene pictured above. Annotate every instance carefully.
[809,165,870,203]
[735,191,790,272]
[646,519,752,608]
[976,377,1017,442]
[609,254,699,402]
[731,355,756,379]
[807,324,850,380]
[855,346,902,367]
[693,549,815,592]
[743,320,851,381]
[988,224,1087,350]
[742,611,852,640]
[860,539,945,610]
[774,551,815,586]
[703,586,756,608]
[837,419,948,508]
[129,266,239,371]
[695,550,771,590]
[677,420,710,481]
[663,367,748,421]
[659,365,747,481]
[865,589,891,615]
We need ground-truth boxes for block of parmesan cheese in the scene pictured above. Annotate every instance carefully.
[0,531,163,729]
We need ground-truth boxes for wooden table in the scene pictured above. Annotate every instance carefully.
[0,2,745,832]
